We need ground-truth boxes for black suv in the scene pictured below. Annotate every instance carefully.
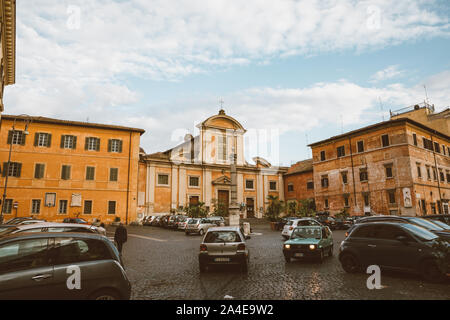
[339,222,449,282]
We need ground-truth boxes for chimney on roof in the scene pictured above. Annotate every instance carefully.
[414,104,420,110]
[219,109,226,115]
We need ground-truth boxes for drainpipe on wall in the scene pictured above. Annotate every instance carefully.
[348,137,358,213]
[430,132,443,213]
[125,131,132,224]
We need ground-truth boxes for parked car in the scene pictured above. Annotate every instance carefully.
[0,232,131,299]
[142,216,155,226]
[334,217,352,230]
[199,226,250,273]
[339,222,449,282]
[15,219,47,226]
[207,216,226,226]
[349,215,450,240]
[175,216,188,230]
[315,215,337,230]
[283,225,333,263]
[159,215,171,228]
[281,218,322,240]
[62,218,89,224]
[3,217,36,225]
[151,216,162,226]
[185,218,216,236]
[422,214,450,226]
[0,222,107,238]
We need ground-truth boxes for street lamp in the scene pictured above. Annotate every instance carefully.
[0,115,32,224]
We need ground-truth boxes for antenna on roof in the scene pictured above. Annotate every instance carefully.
[424,85,429,105]
[305,133,311,158]
[378,97,384,121]
[340,114,343,134]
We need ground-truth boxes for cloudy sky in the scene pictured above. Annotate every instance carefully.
[5,0,450,166]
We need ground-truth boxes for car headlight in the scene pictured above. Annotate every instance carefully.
[309,244,316,250]
[284,244,291,249]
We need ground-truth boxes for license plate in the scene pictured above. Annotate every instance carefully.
[294,253,304,257]
[214,257,230,262]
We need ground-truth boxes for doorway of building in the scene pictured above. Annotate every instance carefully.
[189,196,199,206]
[218,190,229,214]
[246,198,255,218]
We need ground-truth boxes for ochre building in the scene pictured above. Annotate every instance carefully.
[138,110,287,218]
[0,115,144,223]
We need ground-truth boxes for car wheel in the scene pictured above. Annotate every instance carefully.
[89,289,121,300]
[421,259,445,283]
[340,253,360,273]
[199,229,204,236]
[284,255,291,263]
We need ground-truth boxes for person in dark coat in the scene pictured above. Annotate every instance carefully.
[114,223,128,254]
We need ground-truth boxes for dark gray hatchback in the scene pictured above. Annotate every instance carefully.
[0,232,131,300]
[339,222,450,282]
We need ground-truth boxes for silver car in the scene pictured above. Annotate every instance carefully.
[199,226,250,273]
[0,232,131,299]
[0,222,107,237]
[185,218,216,236]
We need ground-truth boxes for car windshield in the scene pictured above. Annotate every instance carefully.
[291,227,322,240]
[408,217,444,231]
[401,224,439,241]
[426,219,450,230]
[285,221,294,226]
[204,231,241,243]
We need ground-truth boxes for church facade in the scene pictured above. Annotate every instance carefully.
[137,110,287,218]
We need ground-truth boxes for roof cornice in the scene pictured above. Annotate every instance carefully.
[2,0,16,85]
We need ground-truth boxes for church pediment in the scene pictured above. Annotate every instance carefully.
[212,175,231,186]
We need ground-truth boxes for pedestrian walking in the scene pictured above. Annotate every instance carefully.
[114,223,128,254]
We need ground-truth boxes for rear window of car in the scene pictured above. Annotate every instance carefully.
[51,238,113,265]
[188,219,198,224]
[204,231,242,243]
[286,221,294,226]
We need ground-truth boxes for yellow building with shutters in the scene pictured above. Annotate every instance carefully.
[0,115,144,224]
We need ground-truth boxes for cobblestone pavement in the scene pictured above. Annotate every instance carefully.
[108,224,450,300]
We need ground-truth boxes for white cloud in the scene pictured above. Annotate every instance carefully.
[370,65,405,82]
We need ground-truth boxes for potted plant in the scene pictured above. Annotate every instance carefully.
[265,195,284,231]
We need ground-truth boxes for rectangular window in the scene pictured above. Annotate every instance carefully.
[8,130,25,145]
[61,165,71,180]
[2,199,13,214]
[341,171,348,184]
[109,168,118,182]
[61,135,77,149]
[432,167,437,181]
[58,200,68,214]
[324,198,329,209]
[320,151,326,161]
[381,134,389,147]
[86,166,95,180]
[108,201,116,215]
[337,146,345,158]
[35,132,51,147]
[189,176,200,187]
[2,162,22,177]
[387,190,396,204]
[430,203,436,214]
[357,140,364,153]
[439,170,445,182]
[321,176,329,188]
[343,195,349,207]
[85,137,100,151]
[359,168,368,182]
[434,142,440,153]
[307,181,314,190]
[218,135,227,161]
[422,138,433,151]
[83,200,92,214]
[157,174,169,186]
[426,166,431,180]
[363,193,370,206]
[412,133,417,146]
[287,183,294,192]
[31,199,41,214]
[245,179,254,189]
[108,139,123,153]
[417,164,422,179]
[34,163,45,179]
[269,181,277,191]
[421,199,427,214]
[447,171,450,183]
[443,145,446,156]
[385,165,393,178]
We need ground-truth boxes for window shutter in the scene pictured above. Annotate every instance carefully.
[96,138,100,151]
[118,140,123,153]
[7,130,12,144]
[60,135,65,148]
[47,134,52,147]
[85,137,89,150]
[2,162,8,177]
[108,139,112,152]
[34,133,39,146]
[17,163,22,177]
[73,136,77,149]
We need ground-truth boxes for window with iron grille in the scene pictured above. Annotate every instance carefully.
[269,181,277,191]
[337,146,345,158]
[59,200,68,214]
[85,137,100,151]
[108,201,116,215]
[287,184,294,192]
[2,162,22,177]
[422,138,433,151]
[157,174,169,186]
[245,179,254,189]
[321,176,329,188]
[108,139,123,153]
[110,168,118,182]
[31,199,41,214]
[307,181,314,190]
[84,200,92,214]
[86,166,95,180]
[359,168,368,181]
[189,176,200,187]
[2,199,13,214]
[34,163,45,179]
[381,134,389,147]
